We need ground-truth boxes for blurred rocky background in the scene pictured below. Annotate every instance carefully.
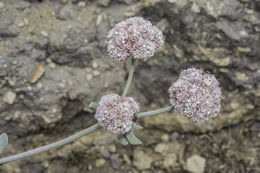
[0,0,259,172]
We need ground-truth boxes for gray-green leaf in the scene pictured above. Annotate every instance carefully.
[126,131,142,145]
[132,122,143,129]
[119,136,129,145]
[89,102,99,110]
[0,133,8,154]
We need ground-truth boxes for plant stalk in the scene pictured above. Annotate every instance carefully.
[0,123,101,165]
[136,106,173,118]
[122,58,136,97]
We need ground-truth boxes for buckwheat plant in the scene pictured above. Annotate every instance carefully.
[0,17,222,164]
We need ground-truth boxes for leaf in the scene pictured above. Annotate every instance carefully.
[126,131,142,145]
[0,133,8,154]
[119,136,129,145]
[88,102,99,110]
[132,122,143,129]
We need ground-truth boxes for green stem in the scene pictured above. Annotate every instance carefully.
[122,58,136,97]
[136,106,173,118]
[0,123,101,165]
[0,104,172,164]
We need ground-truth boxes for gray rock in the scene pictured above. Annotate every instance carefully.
[100,146,110,158]
[57,4,77,20]
[191,0,243,19]
[95,158,106,167]
[163,154,177,168]
[3,91,16,105]
[14,1,30,10]
[154,143,167,153]
[216,20,248,40]
[186,155,206,173]
[0,14,19,37]
[110,155,121,169]
[48,21,96,65]
[133,149,153,170]
[97,0,111,7]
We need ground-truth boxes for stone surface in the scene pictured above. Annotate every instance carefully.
[95,158,106,167]
[0,14,19,37]
[186,155,206,173]
[163,153,177,168]
[110,155,121,169]
[133,149,153,170]
[0,0,259,172]
[3,91,16,105]
[57,4,77,20]
[154,143,167,153]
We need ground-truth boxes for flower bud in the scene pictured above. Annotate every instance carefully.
[95,94,140,135]
[168,68,221,123]
[107,17,164,62]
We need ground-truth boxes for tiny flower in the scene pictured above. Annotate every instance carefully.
[95,93,140,135]
[168,67,222,123]
[107,17,164,62]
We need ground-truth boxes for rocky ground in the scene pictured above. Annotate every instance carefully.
[0,0,259,172]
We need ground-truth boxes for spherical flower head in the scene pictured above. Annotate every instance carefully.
[95,93,140,135]
[168,68,222,123]
[107,17,164,62]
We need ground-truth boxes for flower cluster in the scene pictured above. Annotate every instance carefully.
[107,17,164,62]
[94,93,140,135]
[168,68,221,123]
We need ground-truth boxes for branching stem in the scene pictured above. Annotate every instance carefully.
[0,56,173,165]
[122,58,136,97]
[137,106,173,118]
[0,123,101,165]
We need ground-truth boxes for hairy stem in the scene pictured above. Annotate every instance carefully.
[136,106,173,118]
[0,123,101,165]
[0,104,173,164]
[122,58,136,97]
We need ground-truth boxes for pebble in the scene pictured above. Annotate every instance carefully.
[37,82,43,89]
[49,63,56,69]
[88,165,92,170]
[78,1,86,7]
[154,143,167,153]
[100,146,110,158]
[163,153,177,168]
[87,74,93,80]
[123,154,131,165]
[93,70,100,77]
[235,72,248,81]
[0,2,4,8]
[111,155,120,169]
[108,144,116,153]
[191,3,200,13]
[95,159,106,167]
[3,91,16,105]
[96,15,103,26]
[68,81,73,86]
[8,79,16,86]
[133,150,152,170]
[17,19,25,27]
[236,47,251,53]
[85,67,92,73]
[161,134,169,142]
[186,155,206,173]
[29,64,45,84]
[97,0,110,7]
[41,31,48,37]
[92,62,98,69]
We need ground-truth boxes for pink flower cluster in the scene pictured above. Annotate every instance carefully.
[168,68,221,123]
[94,93,140,135]
[107,17,164,62]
